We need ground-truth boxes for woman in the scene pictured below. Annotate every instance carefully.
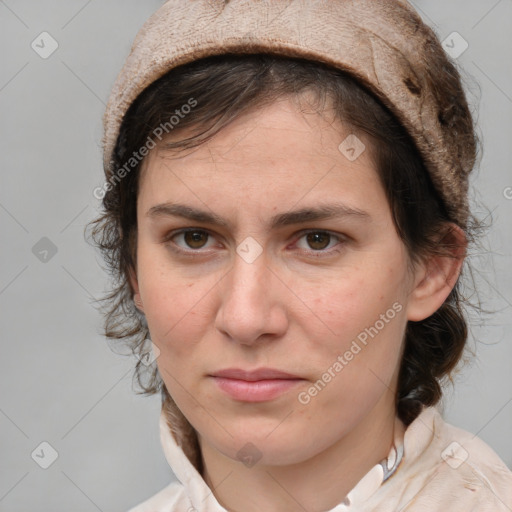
[89,0,512,510]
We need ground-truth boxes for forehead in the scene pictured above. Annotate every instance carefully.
[142,95,374,172]
[137,96,384,219]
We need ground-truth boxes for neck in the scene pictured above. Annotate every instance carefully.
[198,395,399,512]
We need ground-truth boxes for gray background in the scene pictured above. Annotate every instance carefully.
[0,1,511,511]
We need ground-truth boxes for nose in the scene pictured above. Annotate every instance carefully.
[214,252,288,346]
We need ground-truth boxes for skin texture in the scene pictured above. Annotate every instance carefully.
[130,95,465,512]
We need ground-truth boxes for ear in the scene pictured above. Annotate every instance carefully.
[128,266,144,312]
[406,224,467,322]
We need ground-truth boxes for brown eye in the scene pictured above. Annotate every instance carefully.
[183,230,209,249]
[306,232,331,250]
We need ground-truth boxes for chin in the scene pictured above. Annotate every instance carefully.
[201,416,337,468]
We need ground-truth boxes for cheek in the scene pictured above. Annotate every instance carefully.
[136,248,215,355]
[304,263,407,343]
[299,261,409,400]
[301,286,407,417]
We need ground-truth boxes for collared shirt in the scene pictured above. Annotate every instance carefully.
[128,406,512,511]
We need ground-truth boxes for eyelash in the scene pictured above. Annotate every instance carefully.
[163,228,347,258]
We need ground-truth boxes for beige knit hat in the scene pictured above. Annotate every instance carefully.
[103,0,476,227]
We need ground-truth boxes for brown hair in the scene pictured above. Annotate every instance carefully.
[88,53,479,430]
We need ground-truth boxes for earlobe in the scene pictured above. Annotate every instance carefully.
[128,267,144,312]
[406,224,467,322]
[133,294,144,311]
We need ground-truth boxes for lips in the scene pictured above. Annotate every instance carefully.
[211,368,302,381]
[209,368,305,402]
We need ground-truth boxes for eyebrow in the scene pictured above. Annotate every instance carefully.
[146,202,371,230]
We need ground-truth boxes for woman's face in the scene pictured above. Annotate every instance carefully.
[133,95,422,465]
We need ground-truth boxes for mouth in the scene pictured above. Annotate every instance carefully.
[209,368,305,402]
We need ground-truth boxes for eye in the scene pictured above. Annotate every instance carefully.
[295,230,345,253]
[166,228,217,251]
[164,228,346,257]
